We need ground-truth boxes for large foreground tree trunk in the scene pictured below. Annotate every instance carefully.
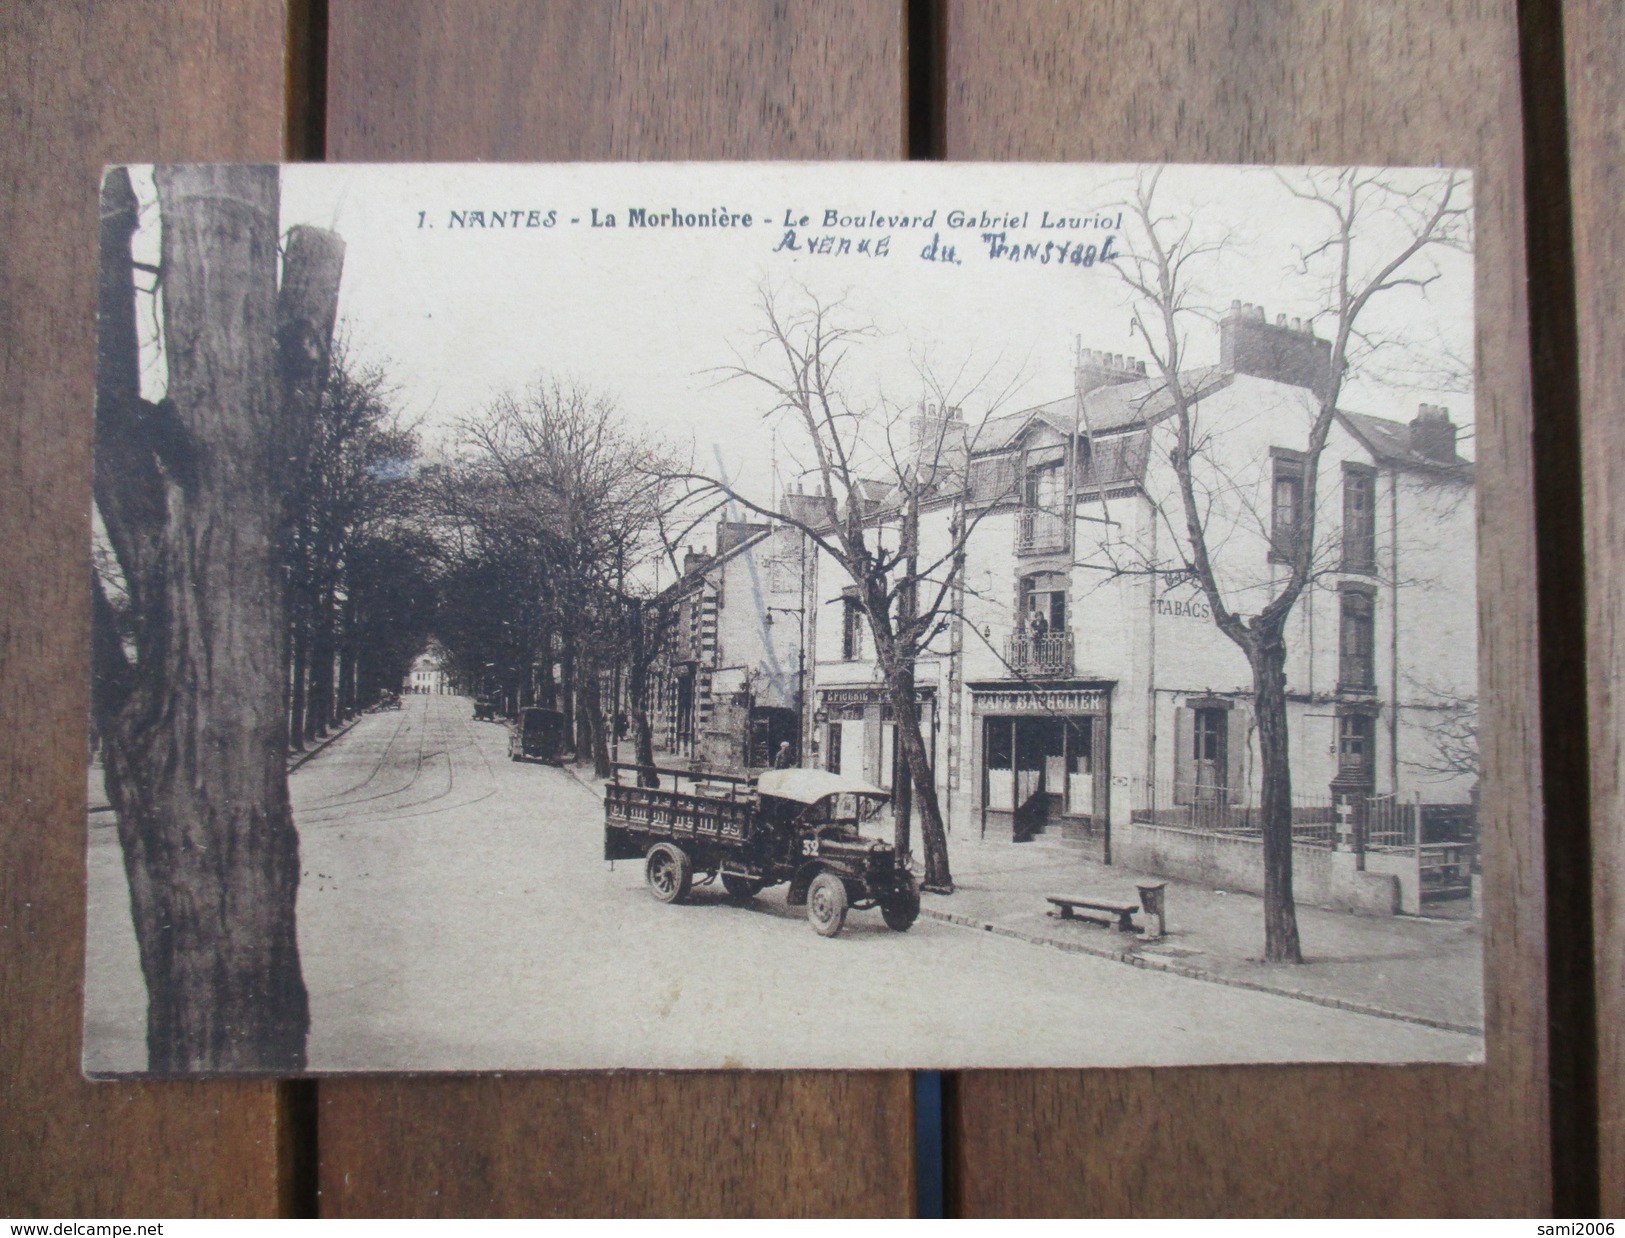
[1250,630,1303,964]
[91,165,343,1071]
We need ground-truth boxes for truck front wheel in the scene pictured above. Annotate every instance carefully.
[646,843,692,904]
[806,871,848,937]
[881,872,921,932]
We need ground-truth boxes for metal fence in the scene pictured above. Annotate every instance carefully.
[1004,629,1075,677]
[1130,782,1479,902]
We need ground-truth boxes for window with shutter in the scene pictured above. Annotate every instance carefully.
[968,454,1018,507]
[1172,705,1195,805]
[1225,706,1250,802]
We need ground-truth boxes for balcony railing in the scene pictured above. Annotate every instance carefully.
[1017,506,1068,553]
[1005,629,1075,677]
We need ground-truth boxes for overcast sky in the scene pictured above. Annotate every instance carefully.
[129,161,1475,517]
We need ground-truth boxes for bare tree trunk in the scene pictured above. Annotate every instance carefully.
[580,667,612,778]
[288,616,308,750]
[560,638,577,751]
[338,592,357,720]
[626,607,660,787]
[307,581,336,738]
[1251,630,1303,963]
[91,165,340,1071]
[880,656,952,892]
[537,625,555,709]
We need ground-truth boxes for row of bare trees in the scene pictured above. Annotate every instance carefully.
[427,380,678,779]
[285,350,435,749]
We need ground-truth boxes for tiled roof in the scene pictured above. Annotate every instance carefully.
[1338,410,1475,475]
[975,366,1233,453]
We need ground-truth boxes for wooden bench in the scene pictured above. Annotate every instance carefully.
[1046,894,1141,933]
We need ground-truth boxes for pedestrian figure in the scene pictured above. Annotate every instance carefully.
[773,740,794,769]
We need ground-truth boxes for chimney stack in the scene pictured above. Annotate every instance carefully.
[1220,300,1332,399]
[1076,346,1147,396]
[1409,404,1459,463]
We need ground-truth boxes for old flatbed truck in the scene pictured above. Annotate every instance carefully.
[603,763,921,937]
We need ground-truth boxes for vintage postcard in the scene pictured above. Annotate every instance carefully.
[85,162,1482,1074]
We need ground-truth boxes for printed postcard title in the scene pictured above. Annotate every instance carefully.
[412,202,1124,269]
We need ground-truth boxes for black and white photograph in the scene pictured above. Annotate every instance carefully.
[85,161,1483,1074]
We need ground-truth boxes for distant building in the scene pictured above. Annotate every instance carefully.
[405,649,451,695]
[651,519,808,770]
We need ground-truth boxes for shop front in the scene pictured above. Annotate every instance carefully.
[971,682,1114,860]
[816,685,936,794]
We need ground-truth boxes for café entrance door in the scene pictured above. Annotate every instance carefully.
[984,715,1101,847]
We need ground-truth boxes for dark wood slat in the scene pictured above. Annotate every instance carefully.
[943,2,1550,1216]
[1566,0,1625,1216]
[319,1,912,1216]
[0,2,296,1215]
[327,0,904,162]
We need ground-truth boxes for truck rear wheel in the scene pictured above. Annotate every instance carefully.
[721,874,762,902]
[645,843,692,904]
[806,871,848,937]
[881,872,921,932]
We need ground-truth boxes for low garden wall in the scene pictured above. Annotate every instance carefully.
[1118,822,1402,916]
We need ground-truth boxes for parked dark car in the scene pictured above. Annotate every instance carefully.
[509,707,569,764]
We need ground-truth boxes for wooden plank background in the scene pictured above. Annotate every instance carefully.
[0,0,1609,1217]
[941,1,1553,1216]
[1566,0,1625,1217]
[0,1,298,1217]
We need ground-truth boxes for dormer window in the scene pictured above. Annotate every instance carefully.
[1023,458,1065,510]
[1018,448,1069,554]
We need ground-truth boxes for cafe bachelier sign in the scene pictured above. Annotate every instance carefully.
[970,686,1111,715]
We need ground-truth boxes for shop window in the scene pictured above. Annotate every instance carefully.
[826,721,843,773]
[1342,463,1377,572]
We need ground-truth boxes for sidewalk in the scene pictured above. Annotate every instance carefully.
[920,836,1484,1034]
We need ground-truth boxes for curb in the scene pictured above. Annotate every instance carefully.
[288,713,366,773]
[91,711,369,818]
[918,906,1483,1037]
[559,761,606,798]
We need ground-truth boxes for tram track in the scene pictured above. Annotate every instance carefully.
[294,695,502,831]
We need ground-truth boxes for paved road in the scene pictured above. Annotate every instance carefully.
[84,694,1481,1072]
